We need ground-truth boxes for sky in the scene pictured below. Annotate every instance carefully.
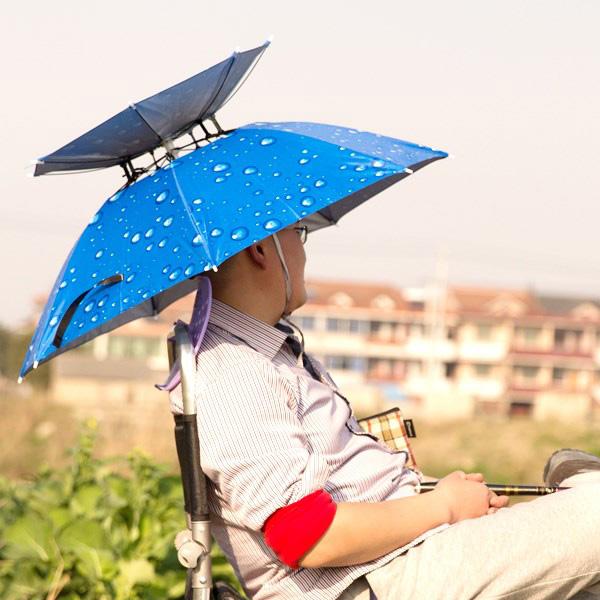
[1,0,599,327]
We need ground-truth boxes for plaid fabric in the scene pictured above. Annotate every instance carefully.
[358,407,419,471]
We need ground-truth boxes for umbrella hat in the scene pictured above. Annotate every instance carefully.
[21,122,446,379]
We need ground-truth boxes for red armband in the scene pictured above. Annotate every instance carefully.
[262,489,337,569]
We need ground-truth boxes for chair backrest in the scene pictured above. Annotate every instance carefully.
[157,276,213,393]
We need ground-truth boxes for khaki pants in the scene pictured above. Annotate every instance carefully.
[340,474,600,600]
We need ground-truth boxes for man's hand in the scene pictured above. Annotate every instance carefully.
[433,471,509,524]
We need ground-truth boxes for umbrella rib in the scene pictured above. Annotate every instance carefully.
[129,103,165,144]
[215,45,269,113]
[194,54,237,126]
[170,168,215,268]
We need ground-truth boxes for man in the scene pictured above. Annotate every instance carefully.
[171,225,600,599]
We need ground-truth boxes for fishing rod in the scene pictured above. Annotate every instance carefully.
[419,482,569,496]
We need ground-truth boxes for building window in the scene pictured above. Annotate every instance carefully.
[444,362,457,379]
[476,324,492,340]
[326,318,368,334]
[554,329,583,351]
[407,323,425,337]
[295,316,315,330]
[513,365,539,382]
[474,364,491,377]
[509,400,533,417]
[107,336,162,359]
[325,355,366,372]
[514,326,542,346]
[108,336,128,358]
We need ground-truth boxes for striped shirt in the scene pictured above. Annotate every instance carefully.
[169,300,447,600]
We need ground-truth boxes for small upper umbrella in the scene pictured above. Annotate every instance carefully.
[33,42,269,177]
[20,121,447,379]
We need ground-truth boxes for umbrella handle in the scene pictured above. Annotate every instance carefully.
[52,274,123,347]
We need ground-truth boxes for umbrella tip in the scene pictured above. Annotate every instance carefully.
[212,265,219,272]
[33,360,39,370]
[26,159,43,178]
[17,376,23,385]
[404,168,414,175]
[265,34,275,44]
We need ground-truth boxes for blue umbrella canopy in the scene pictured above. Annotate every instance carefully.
[21,122,447,378]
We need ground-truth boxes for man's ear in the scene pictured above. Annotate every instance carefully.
[246,242,269,269]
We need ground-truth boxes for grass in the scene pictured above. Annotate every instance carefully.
[412,417,600,484]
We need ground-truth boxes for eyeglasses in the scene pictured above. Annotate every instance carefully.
[293,226,308,245]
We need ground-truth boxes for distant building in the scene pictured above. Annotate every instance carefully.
[49,280,600,421]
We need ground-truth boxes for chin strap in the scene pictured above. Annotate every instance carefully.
[272,233,292,318]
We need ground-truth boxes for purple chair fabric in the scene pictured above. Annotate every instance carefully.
[156,276,212,392]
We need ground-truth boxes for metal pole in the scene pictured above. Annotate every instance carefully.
[175,323,212,600]
[419,481,569,496]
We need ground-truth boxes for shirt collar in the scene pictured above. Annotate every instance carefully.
[208,299,288,360]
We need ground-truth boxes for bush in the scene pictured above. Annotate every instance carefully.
[0,422,240,599]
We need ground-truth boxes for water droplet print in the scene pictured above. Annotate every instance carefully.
[158,238,168,248]
[163,217,174,227]
[168,268,182,281]
[243,166,257,175]
[84,301,94,313]
[145,228,154,238]
[126,274,135,283]
[215,176,226,183]
[210,228,223,238]
[231,227,249,241]
[260,137,275,146]
[95,250,104,259]
[372,160,385,168]
[90,212,101,225]
[156,190,168,203]
[301,197,315,207]
[49,316,58,327]
[131,233,141,244]
[59,281,67,289]
[184,264,195,277]
[213,163,230,172]
[314,179,326,188]
[264,219,281,231]
[192,198,203,205]
[298,158,310,165]
[192,234,204,246]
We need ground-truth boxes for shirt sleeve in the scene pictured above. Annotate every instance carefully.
[196,359,331,531]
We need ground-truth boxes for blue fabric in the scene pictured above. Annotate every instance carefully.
[21,122,446,378]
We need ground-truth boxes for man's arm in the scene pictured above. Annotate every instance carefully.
[300,471,509,568]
